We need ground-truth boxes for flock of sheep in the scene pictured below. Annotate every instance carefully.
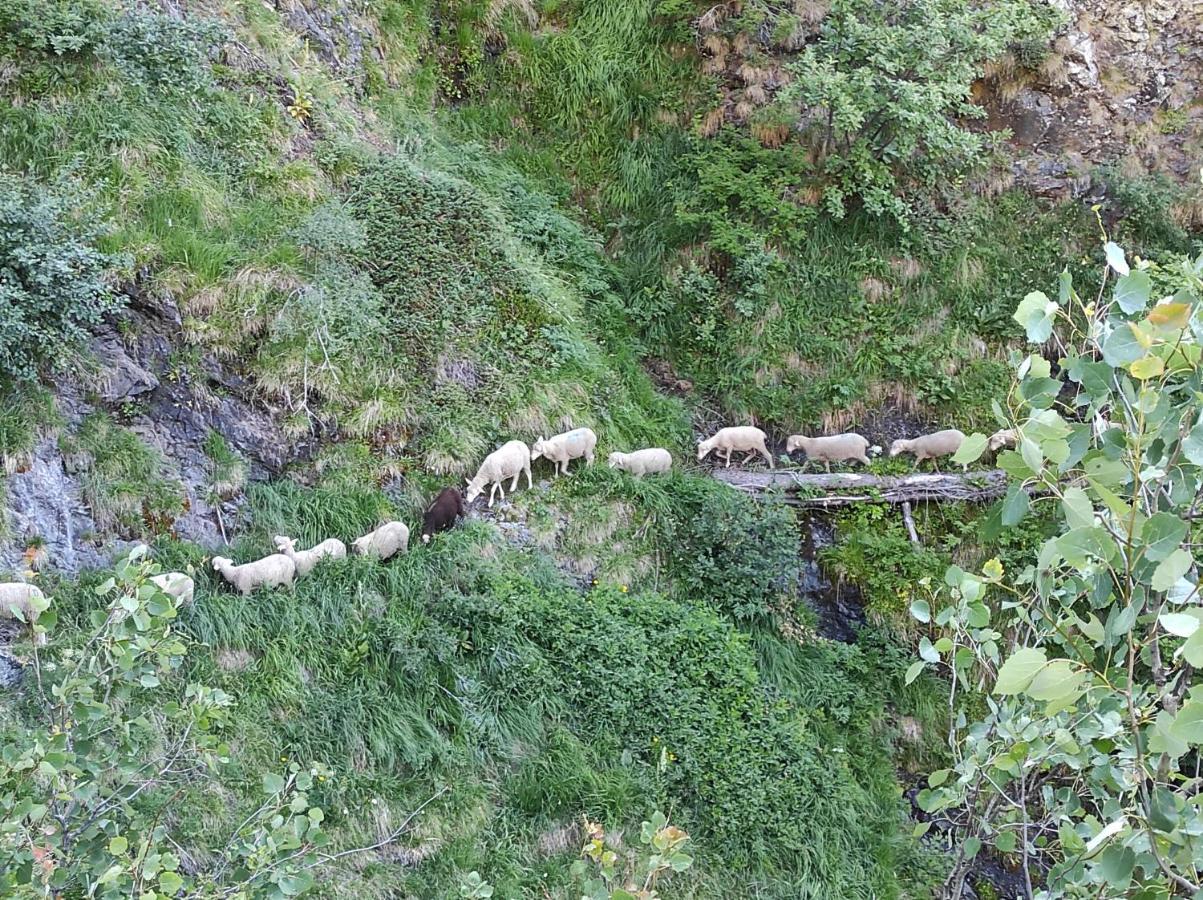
[0,423,1015,639]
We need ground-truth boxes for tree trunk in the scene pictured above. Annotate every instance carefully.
[708,468,1008,507]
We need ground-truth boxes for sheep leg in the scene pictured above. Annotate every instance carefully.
[724,448,732,468]
[561,458,570,476]
[525,463,533,489]
[824,461,831,474]
[510,471,521,490]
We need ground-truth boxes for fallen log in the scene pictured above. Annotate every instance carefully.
[709,468,1008,507]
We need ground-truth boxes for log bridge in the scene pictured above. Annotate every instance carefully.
[710,468,1008,509]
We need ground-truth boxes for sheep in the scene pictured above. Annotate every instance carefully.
[211,554,296,596]
[889,429,966,471]
[422,487,465,544]
[0,583,48,645]
[988,428,1017,453]
[785,433,870,472]
[697,426,773,469]
[607,448,673,477]
[351,521,409,560]
[150,572,195,607]
[273,535,347,577]
[465,440,533,507]
[530,427,597,477]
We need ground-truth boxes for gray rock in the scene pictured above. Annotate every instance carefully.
[90,333,159,403]
[0,649,23,690]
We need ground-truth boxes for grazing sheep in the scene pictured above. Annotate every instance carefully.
[273,535,347,577]
[422,487,465,544]
[785,433,870,472]
[0,583,48,645]
[150,572,195,606]
[465,440,533,506]
[697,426,773,469]
[889,429,966,470]
[607,448,673,477]
[988,429,1017,453]
[211,555,296,596]
[531,427,598,477]
[351,522,409,560]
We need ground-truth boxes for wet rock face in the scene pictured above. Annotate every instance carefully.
[0,288,308,575]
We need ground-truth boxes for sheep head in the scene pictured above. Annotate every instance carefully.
[273,535,296,553]
[888,439,909,457]
[696,438,714,461]
[530,437,547,461]
[211,556,232,571]
[785,435,806,453]
[464,475,486,504]
[606,452,623,468]
[988,429,1015,452]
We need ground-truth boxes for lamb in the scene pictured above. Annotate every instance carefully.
[988,428,1018,453]
[465,440,533,506]
[889,429,966,470]
[530,427,598,477]
[0,583,48,645]
[421,487,465,544]
[150,572,195,607]
[785,433,870,472]
[696,426,773,469]
[211,554,296,596]
[351,521,410,560]
[273,535,347,577]
[607,448,673,477]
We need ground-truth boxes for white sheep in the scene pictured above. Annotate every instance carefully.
[0,583,48,645]
[351,522,409,560]
[697,426,773,469]
[607,448,673,477]
[211,554,296,596]
[465,440,532,506]
[531,427,597,477]
[785,433,870,472]
[988,428,1017,453]
[273,535,347,577]
[889,429,966,470]
[150,572,195,606]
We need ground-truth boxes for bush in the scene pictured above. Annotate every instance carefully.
[0,175,126,382]
[662,480,801,623]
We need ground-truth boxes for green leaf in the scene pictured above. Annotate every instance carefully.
[1025,659,1083,703]
[278,870,315,896]
[1159,612,1200,638]
[1183,423,1203,466]
[1129,354,1164,380]
[159,870,184,895]
[1152,549,1193,592]
[1170,700,1203,744]
[909,599,930,623]
[1101,322,1144,367]
[1097,846,1135,887]
[1001,484,1029,527]
[1014,291,1058,343]
[1114,268,1150,314]
[108,835,129,856]
[1142,512,1188,562]
[951,433,987,465]
[1020,437,1043,473]
[919,637,940,663]
[1181,629,1203,667]
[963,836,982,860]
[1060,486,1094,530]
[1149,787,1178,833]
[928,769,950,787]
[904,661,926,685]
[1104,241,1130,276]
[995,831,1017,853]
[262,773,286,795]
[995,647,1047,695]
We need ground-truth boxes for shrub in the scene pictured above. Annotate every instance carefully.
[661,481,801,623]
[0,175,126,382]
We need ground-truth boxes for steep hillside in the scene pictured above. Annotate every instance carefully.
[1,1,1201,898]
